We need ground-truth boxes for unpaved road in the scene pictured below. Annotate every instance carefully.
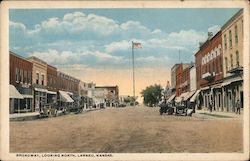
[10,106,243,153]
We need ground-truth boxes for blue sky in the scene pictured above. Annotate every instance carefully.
[9,8,240,96]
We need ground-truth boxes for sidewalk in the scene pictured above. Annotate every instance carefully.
[10,111,40,121]
[194,108,243,119]
[10,108,102,121]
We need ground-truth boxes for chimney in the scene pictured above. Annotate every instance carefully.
[208,32,213,40]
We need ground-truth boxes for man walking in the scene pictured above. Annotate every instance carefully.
[236,99,241,115]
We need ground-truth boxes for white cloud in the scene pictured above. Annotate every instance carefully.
[9,21,26,31]
[29,49,123,66]
[105,40,130,53]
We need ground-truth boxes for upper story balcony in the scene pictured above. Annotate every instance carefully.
[202,72,215,81]
[227,64,243,74]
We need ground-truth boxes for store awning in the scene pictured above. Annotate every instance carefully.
[47,90,57,95]
[175,92,189,103]
[183,90,196,101]
[9,85,23,99]
[222,77,243,87]
[22,94,33,98]
[59,90,74,103]
[67,92,73,96]
[201,86,209,91]
[167,94,176,103]
[190,90,201,102]
[35,88,48,92]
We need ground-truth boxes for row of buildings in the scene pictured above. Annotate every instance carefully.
[9,52,119,114]
[166,9,243,112]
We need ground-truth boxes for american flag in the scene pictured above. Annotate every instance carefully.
[132,42,142,49]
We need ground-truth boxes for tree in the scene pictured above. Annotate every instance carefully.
[141,84,163,107]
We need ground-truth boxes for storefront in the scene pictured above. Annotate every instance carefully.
[175,92,189,106]
[58,90,74,109]
[167,94,176,106]
[222,77,243,112]
[34,88,47,112]
[47,90,57,104]
[9,85,24,113]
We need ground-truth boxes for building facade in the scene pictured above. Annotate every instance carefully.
[195,31,224,110]
[175,63,190,97]
[170,64,180,89]
[189,65,197,92]
[95,86,119,107]
[221,9,243,112]
[27,56,48,111]
[9,51,33,113]
[46,65,58,104]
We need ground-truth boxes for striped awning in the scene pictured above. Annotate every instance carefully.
[175,92,189,103]
[47,90,57,95]
[9,85,23,99]
[35,88,48,92]
[59,90,74,103]
[190,90,201,102]
[183,90,196,101]
[22,94,33,98]
[167,94,176,103]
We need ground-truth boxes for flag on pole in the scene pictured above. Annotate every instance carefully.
[132,42,142,49]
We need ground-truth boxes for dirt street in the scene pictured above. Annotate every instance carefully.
[10,106,243,153]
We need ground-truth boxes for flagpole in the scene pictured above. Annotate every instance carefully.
[132,41,135,106]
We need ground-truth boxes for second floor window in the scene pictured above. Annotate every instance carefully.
[225,57,228,72]
[15,68,19,82]
[236,51,240,67]
[235,25,238,44]
[24,70,27,83]
[36,73,39,84]
[224,34,227,50]
[229,30,232,48]
[28,71,32,84]
[215,58,218,73]
[41,74,44,85]
[230,54,233,69]
[20,69,23,83]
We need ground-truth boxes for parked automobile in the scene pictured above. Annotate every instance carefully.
[118,103,126,107]
[100,103,105,109]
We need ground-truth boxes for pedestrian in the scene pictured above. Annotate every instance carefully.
[209,101,212,112]
[236,99,241,115]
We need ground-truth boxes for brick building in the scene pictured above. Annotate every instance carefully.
[195,31,224,110]
[46,65,58,104]
[9,51,33,113]
[175,63,190,97]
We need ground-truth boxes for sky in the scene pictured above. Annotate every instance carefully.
[9,8,240,102]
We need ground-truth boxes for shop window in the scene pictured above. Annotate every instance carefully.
[36,73,39,84]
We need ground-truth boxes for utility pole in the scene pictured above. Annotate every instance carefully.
[132,41,135,106]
